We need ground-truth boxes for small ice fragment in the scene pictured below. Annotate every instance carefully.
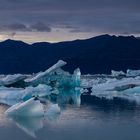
[111,70,125,77]
[0,74,27,86]
[127,69,140,77]
[46,104,60,116]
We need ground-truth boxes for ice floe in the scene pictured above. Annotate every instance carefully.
[3,60,140,118]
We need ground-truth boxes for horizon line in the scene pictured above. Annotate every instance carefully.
[0,34,138,45]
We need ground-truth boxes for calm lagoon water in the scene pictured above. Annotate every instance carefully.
[0,95,140,140]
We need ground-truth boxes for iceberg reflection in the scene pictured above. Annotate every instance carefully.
[8,116,43,138]
[56,88,81,107]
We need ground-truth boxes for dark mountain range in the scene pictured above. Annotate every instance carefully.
[0,34,140,74]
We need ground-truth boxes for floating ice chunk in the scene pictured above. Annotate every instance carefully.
[126,69,140,77]
[0,87,24,105]
[81,76,106,88]
[111,70,125,77]
[80,74,140,104]
[22,60,81,89]
[24,60,81,88]
[91,87,140,105]
[0,84,52,105]
[25,60,67,83]
[0,74,27,86]
[5,98,44,117]
[80,88,89,94]
[22,84,52,101]
[46,104,60,116]
[91,77,140,94]
[91,91,118,100]
[56,68,81,88]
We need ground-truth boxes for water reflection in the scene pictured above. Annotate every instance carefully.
[3,89,140,140]
[57,88,81,107]
[8,116,43,138]
[81,94,138,111]
[5,88,81,138]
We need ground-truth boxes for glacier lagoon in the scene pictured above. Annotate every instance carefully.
[1,97,140,140]
[1,60,140,139]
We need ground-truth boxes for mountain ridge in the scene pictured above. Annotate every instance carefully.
[1,34,138,46]
[0,34,140,74]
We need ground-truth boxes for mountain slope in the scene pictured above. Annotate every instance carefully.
[0,35,140,74]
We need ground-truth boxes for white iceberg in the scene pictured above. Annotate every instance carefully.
[5,98,44,117]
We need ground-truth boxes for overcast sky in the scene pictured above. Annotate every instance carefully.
[0,0,139,43]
